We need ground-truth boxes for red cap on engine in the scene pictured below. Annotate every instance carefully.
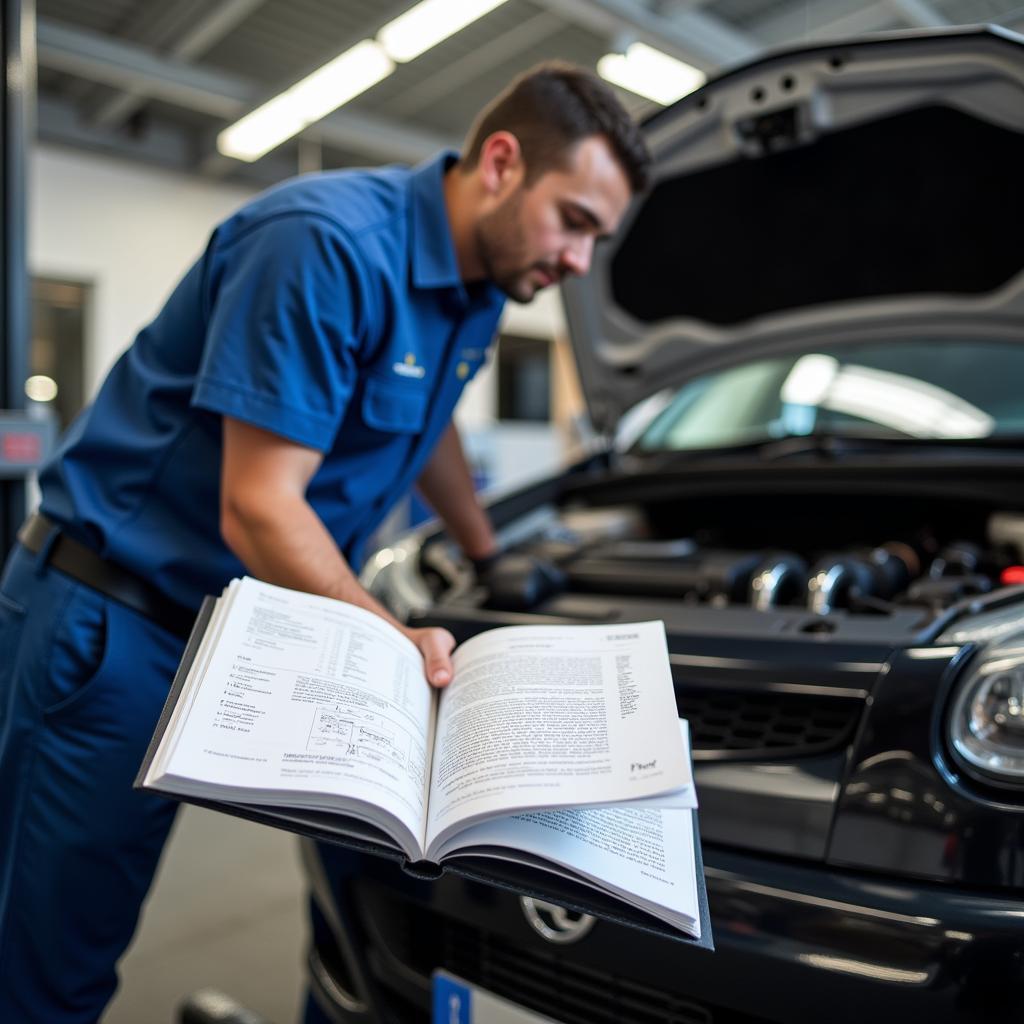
[1001,566,1024,586]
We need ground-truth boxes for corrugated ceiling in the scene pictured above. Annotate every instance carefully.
[34,0,1024,185]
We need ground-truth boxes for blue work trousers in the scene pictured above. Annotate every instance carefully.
[0,543,183,1022]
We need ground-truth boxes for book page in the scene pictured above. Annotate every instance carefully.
[594,721,696,812]
[425,621,686,852]
[157,578,435,854]
[437,806,700,936]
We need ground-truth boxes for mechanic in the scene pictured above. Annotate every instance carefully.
[0,62,649,1023]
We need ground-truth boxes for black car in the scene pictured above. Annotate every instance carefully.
[302,26,1024,1024]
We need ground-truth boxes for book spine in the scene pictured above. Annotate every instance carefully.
[401,858,446,881]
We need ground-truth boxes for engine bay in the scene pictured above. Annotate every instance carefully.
[424,483,1024,645]
[395,467,1024,864]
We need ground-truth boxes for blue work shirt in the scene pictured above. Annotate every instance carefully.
[39,152,505,610]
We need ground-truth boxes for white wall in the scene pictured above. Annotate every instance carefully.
[30,144,257,395]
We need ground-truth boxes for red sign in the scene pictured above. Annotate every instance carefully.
[2,431,42,463]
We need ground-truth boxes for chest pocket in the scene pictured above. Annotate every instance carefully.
[361,376,429,433]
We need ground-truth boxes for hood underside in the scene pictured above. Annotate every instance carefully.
[561,27,1024,435]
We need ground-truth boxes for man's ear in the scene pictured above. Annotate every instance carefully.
[477,131,523,197]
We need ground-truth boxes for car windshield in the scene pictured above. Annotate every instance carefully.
[634,339,1024,453]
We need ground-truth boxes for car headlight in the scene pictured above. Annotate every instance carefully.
[948,642,1024,785]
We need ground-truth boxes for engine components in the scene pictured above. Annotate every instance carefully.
[493,522,1015,618]
[749,553,808,610]
[563,548,763,604]
[805,544,918,614]
[806,555,878,614]
[477,553,567,612]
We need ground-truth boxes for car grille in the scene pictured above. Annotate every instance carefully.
[373,899,770,1024]
[676,689,861,760]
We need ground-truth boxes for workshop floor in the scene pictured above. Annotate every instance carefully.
[102,805,308,1024]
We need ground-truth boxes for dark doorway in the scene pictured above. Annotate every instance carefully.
[497,333,551,423]
[30,277,88,429]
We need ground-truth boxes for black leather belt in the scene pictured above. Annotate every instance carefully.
[18,513,196,640]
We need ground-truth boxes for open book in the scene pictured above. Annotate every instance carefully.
[138,577,707,942]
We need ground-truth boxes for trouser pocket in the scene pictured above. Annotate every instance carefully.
[41,583,110,717]
[0,589,27,698]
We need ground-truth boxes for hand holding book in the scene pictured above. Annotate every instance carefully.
[137,576,709,943]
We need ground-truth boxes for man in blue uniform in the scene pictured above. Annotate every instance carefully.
[0,63,648,1022]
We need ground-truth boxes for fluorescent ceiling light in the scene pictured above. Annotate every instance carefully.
[597,43,705,106]
[218,39,393,162]
[378,0,510,63]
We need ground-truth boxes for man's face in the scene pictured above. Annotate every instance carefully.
[475,135,633,303]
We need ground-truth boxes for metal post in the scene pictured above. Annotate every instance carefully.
[1,0,34,556]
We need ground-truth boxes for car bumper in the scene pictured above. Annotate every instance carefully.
[307,846,1024,1024]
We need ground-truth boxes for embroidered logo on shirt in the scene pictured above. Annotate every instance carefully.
[393,352,426,379]
[456,345,489,380]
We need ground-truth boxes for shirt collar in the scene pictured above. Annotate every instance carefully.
[409,150,506,316]
[409,150,464,292]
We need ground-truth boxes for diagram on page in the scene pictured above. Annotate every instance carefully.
[307,706,427,789]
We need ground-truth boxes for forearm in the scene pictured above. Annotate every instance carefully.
[221,488,404,632]
[416,422,498,560]
[219,416,454,686]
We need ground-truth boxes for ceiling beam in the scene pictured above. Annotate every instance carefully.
[889,0,949,28]
[306,108,452,165]
[667,6,764,66]
[38,92,202,171]
[37,92,297,186]
[38,18,250,118]
[165,0,267,59]
[748,0,900,47]
[92,0,269,130]
[388,10,564,118]
[534,0,760,70]
[36,18,452,168]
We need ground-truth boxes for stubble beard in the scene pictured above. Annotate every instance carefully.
[475,189,542,304]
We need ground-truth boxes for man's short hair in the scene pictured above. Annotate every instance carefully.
[461,62,651,193]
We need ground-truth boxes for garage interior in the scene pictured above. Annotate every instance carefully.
[3,1,1024,1023]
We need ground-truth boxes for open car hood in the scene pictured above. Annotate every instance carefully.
[561,26,1024,436]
